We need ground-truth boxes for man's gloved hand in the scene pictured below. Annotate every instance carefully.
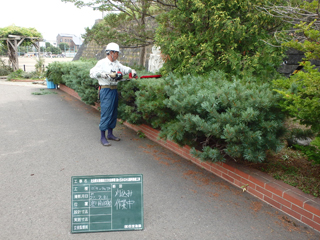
[101,73,108,78]
[109,72,117,78]
[131,69,137,78]
[97,73,108,78]
[115,71,123,81]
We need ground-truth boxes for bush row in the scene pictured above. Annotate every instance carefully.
[46,60,286,163]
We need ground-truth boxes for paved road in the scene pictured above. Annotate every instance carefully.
[0,80,319,240]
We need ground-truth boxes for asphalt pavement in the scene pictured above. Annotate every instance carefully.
[1,79,319,240]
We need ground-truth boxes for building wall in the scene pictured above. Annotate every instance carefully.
[57,36,72,46]
[57,35,80,51]
[73,40,153,70]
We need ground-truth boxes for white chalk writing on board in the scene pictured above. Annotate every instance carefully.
[114,199,135,210]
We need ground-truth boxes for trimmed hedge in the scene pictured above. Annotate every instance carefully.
[46,60,98,105]
[46,60,286,163]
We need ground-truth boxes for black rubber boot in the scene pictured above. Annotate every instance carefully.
[101,131,111,146]
[107,128,120,141]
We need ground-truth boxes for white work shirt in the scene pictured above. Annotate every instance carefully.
[90,57,132,86]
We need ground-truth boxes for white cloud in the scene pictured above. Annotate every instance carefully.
[0,0,102,42]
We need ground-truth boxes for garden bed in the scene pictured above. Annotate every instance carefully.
[240,147,320,198]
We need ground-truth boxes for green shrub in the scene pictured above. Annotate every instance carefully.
[21,71,34,79]
[298,136,320,165]
[65,61,98,105]
[35,57,45,75]
[155,0,286,78]
[293,144,320,165]
[273,61,320,134]
[273,3,320,136]
[7,69,24,80]
[46,60,98,105]
[118,76,175,129]
[117,79,147,125]
[7,68,45,80]
[311,136,320,149]
[159,71,286,162]
[46,61,68,85]
[0,58,13,76]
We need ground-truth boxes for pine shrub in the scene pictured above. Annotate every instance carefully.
[118,76,175,128]
[159,71,286,163]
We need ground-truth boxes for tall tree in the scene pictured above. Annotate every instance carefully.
[62,0,175,64]
[257,0,319,45]
[59,42,70,51]
[155,0,287,78]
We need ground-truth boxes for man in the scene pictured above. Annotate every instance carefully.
[90,42,137,146]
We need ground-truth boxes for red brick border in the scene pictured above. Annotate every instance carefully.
[59,84,320,232]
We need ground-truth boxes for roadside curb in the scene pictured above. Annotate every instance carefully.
[59,84,320,232]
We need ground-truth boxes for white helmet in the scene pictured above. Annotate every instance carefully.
[105,42,120,54]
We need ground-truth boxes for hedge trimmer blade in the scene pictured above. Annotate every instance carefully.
[139,75,162,79]
[129,73,162,79]
[118,74,162,82]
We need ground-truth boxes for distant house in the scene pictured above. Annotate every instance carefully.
[56,33,83,51]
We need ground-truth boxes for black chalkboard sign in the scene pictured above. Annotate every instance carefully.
[71,174,143,233]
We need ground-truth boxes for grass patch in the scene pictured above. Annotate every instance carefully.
[137,130,146,138]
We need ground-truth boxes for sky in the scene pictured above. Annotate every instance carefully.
[0,0,103,44]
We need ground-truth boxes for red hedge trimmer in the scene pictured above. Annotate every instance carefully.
[124,72,162,80]
[112,71,162,82]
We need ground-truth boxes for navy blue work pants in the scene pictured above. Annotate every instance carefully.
[99,88,118,131]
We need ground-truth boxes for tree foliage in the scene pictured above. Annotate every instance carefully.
[257,0,320,44]
[63,0,174,48]
[59,42,70,51]
[69,0,287,79]
[45,42,62,54]
[83,12,155,47]
[61,0,174,17]
[0,25,42,47]
[155,0,287,78]
[274,61,320,133]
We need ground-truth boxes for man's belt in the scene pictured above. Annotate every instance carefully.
[100,85,117,89]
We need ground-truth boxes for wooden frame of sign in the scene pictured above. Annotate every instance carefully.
[71,174,144,233]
